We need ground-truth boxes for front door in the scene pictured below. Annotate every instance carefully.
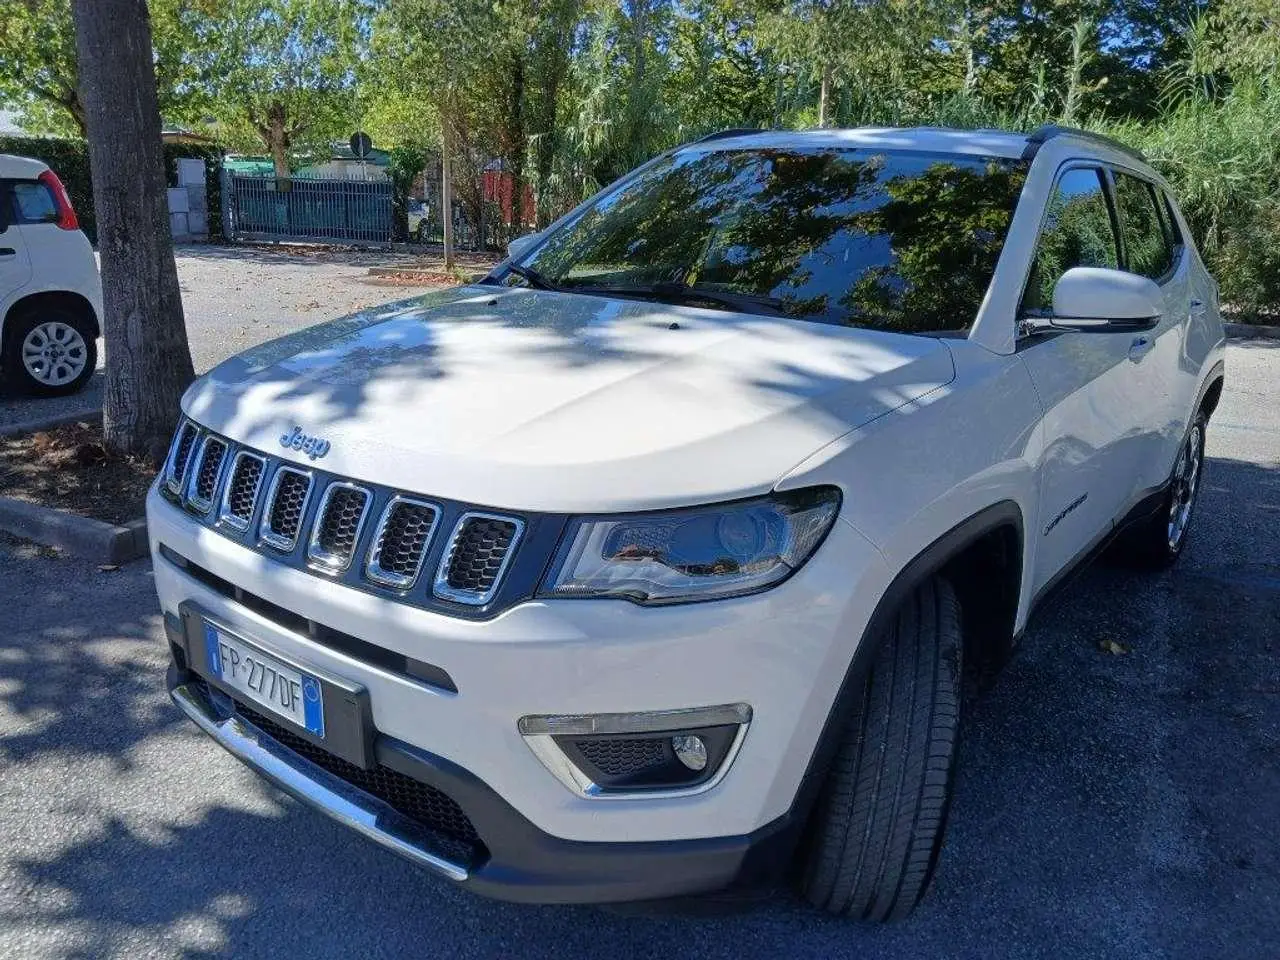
[1017,164,1150,594]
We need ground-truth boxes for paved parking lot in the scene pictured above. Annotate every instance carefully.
[0,340,1276,959]
[0,245,441,433]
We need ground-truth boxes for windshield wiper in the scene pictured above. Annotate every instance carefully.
[506,264,560,292]
[569,281,789,317]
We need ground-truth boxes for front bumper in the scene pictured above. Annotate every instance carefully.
[167,664,793,903]
[149,483,892,901]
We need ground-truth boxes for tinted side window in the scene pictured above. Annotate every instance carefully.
[1023,167,1118,313]
[1113,172,1174,280]
[10,181,58,225]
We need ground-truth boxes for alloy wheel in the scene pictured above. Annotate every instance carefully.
[21,320,88,387]
[1167,423,1203,551]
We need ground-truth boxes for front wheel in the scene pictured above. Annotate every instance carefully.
[802,577,963,921]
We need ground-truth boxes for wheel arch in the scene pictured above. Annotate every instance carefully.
[2,290,101,353]
[772,500,1026,871]
[1196,360,1225,420]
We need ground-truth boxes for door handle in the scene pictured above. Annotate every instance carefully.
[0,247,16,258]
[1189,297,1207,318]
[1128,335,1154,362]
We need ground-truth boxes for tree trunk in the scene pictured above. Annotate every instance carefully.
[267,103,291,178]
[818,62,833,127]
[508,57,525,237]
[440,121,455,269]
[71,0,194,462]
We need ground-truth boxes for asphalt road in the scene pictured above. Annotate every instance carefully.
[0,245,440,434]
[1,340,1277,959]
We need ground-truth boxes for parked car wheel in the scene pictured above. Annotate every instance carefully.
[802,577,963,921]
[1116,411,1208,569]
[2,304,97,397]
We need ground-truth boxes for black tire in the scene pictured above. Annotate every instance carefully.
[1114,411,1207,570]
[803,577,963,922]
[2,304,98,397]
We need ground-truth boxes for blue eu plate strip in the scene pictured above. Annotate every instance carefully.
[302,675,325,738]
[205,624,223,676]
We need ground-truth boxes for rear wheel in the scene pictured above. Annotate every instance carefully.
[1115,412,1207,569]
[802,577,963,921]
[2,304,97,397]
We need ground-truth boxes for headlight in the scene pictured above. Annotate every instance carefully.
[541,487,841,604]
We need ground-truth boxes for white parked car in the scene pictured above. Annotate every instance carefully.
[0,154,102,396]
[148,125,1225,920]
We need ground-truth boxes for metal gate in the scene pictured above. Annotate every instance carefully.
[223,173,394,245]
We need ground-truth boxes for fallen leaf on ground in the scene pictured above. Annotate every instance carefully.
[1098,638,1130,655]
[97,564,120,573]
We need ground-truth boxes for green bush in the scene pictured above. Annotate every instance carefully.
[0,135,226,243]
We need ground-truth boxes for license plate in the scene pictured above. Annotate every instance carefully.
[203,622,325,738]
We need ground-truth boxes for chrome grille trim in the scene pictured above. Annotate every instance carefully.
[433,512,525,606]
[307,482,372,574]
[258,466,314,552]
[163,420,200,495]
[218,451,266,530]
[364,496,440,590]
[183,435,230,515]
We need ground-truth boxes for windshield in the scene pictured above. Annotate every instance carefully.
[516,147,1028,334]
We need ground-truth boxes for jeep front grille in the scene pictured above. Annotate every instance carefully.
[434,512,524,605]
[164,420,200,494]
[259,467,313,551]
[159,422,534,617]
[186,436,228,513]
[219,452,265,529]
[366,497,439,589]
[307,482,371,572]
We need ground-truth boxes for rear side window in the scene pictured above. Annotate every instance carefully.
[1112,172,1174,280]
[8,180,59,225]
[1022,167,1118,313]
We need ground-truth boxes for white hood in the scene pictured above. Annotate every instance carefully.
[184,287,955,512]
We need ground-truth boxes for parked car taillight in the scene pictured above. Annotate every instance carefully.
[37,169,79,231]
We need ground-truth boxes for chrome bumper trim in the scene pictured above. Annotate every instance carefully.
[170,681,470,882]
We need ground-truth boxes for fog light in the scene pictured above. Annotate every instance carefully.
[671,734,708,771]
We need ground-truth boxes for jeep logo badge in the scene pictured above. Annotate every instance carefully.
[280,426,331,460]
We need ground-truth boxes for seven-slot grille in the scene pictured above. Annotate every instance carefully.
[185,436,229,513]
[434,513,524,605]
[161,423,525,610]
[259,467,313,551]
[219,452,265,529]
[307,483,371,571]
[366,497,439,589]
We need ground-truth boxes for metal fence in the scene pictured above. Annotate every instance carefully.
[223,173,394,245]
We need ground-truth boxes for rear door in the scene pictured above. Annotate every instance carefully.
[1108,169,1194,491]
[1018,164,1151,594]
[0,181,33,302]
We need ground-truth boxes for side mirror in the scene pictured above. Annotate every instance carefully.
[1048,266,1162,331]
[507,231,543,262]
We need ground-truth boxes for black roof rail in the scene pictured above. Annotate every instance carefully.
[1022,124,1146,162]
[687,128,765,145]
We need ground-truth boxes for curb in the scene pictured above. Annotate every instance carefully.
[0,408,103,439]
[1225,322,1280,340]
[0,496,147,563]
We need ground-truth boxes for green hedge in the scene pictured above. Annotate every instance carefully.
[0,135,225,243]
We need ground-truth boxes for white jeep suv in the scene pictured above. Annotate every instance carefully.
[0,154,102,396]
[148,126,1225,920]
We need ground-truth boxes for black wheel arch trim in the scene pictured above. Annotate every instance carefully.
[1195,359,1225,420]
[769,499,1026,876]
